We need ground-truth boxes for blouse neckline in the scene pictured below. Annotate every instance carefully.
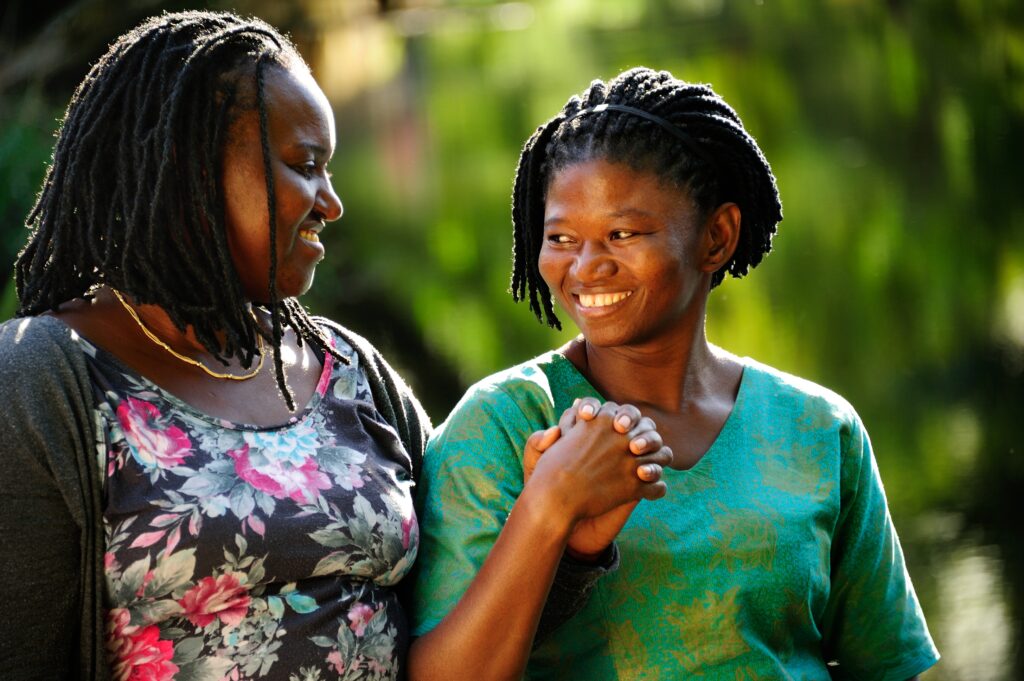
[547,350,754,476]
[72,324,339,433]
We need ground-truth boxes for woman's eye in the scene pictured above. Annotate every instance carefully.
[294,163,316,179]
[610,230,636,240]
[546,234,573,244]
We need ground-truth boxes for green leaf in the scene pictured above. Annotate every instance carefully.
[310,635,337,648]
[144,549,196,598]
[171,636,204,666]
[285,592,319,614]
[318,445,367,474]
[133,599,184,625]
[308,527,350,548]
[175,656,236,681]
[248,556,266,585]
[267,595,285,619]
[312,551,351,577]
[114,555,151,604]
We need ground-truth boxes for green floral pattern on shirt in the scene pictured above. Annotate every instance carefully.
[413,352,939,681]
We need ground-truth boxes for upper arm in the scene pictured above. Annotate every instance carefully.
[409,383,545,636]
[0,318,98,675]
[820,413,939,680]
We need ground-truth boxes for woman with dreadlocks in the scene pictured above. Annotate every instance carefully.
[411,67,939,679]
[0,13,671,679]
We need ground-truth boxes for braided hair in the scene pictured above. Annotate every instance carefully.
[511,67,783,329]
[15,10,345,409]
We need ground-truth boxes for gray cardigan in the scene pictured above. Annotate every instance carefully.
[0,315,605,679]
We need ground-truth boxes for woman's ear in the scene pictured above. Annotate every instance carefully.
[700,202,741,274]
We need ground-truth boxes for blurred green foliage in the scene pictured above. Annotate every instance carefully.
[309,3,1023,677]
[1,1,1021,677]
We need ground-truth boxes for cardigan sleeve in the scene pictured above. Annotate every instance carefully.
[0,316,109,680]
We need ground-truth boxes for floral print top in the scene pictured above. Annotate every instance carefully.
[81,330,418,681]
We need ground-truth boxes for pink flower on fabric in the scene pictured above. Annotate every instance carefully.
[316,353,335,395]
[402,515,416,551]
[228,444,331,504]
[347,603,376,637]
[178,573,251,629]
[327,650,346,675]
[106,607,179,681]
[116,397,192,469]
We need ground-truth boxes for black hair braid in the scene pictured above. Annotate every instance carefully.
[254,52,295,411]
[14,10,343,409]
[511,113,567,329]
[510,67,782,326]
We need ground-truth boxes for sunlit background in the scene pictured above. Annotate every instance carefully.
[1,1,1021,678]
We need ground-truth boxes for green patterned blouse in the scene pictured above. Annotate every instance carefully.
[412,352,939,680]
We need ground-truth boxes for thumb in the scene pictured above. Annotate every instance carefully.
[523,426,560,481]
[537,425,561,452]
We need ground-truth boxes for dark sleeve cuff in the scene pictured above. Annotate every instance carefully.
[534,543,620,646]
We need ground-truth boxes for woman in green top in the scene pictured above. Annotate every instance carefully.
[412,67,940,680]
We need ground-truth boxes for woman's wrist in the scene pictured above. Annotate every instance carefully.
[564,543,614,564]
[515,478,576,543]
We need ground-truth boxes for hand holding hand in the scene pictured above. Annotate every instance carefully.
[523,398,672,561]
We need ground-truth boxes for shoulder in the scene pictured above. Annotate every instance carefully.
[312,317,374,363]
[444,351,566,429]
[0,315,90,384]
[311,315,432,464]
[312,316,406,391]
[741,356,861,429]
[0,316,97,464]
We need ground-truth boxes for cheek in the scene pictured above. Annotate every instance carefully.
[537,249,564,292]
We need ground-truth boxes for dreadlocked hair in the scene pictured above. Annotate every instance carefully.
[15,10,347,410]
[511,67,783,329]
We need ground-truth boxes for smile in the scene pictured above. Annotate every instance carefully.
[297,228,320,243]
[577,291,632,308]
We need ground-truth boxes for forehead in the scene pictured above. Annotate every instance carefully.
[545,158,694,218]
[260,64,335,150]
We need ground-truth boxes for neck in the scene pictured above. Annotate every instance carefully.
[571,320,725,413]
[105,286,234,357]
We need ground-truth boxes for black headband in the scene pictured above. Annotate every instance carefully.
[563,103,715,167]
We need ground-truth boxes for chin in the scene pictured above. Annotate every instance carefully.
[276,272,316,300]
[574,327,632,349]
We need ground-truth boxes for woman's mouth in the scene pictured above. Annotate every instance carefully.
[298,228,320,243]
[577,291,632,308]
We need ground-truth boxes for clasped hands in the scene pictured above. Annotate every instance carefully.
[522,398,672,562]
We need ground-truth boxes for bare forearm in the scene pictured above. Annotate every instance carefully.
[408,483,571,681]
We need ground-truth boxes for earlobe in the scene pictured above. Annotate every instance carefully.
[701,202,741,272]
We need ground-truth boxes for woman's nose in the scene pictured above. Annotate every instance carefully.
[318,180,343,222]
[572,241,617,281]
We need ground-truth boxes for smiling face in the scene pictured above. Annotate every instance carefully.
[539,158,722,349]
[221,62,342,303]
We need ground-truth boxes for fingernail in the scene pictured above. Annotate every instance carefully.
[572,398,581,407]
[640,464,658,479]
[580,403,596,417]
[615,414,632,429]
[632,437,647,451]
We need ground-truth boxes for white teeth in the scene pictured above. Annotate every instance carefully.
[578,291,632,308]
[298,229,320,243]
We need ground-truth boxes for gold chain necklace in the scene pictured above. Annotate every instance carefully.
[110,288,265,381]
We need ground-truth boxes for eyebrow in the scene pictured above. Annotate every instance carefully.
[291,142,331,157]
[543,207,655,227]
[608,207,655,219]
